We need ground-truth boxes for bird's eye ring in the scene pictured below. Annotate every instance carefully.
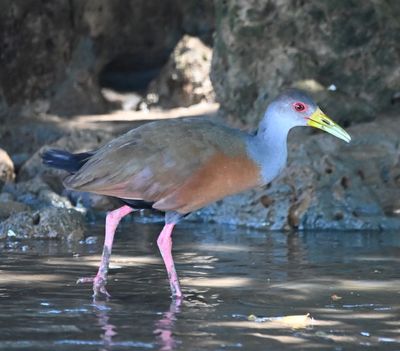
[293,102,307,112]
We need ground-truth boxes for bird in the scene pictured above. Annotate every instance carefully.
[41,89,351,300]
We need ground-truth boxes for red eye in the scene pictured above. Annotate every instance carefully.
[293,102,307,112]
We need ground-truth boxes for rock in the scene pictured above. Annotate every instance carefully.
[0,211,36,240]
[101,89,142,111]
[38,188,73,209]
[10,153,30,173]
[211,0,400,127]
[0,192,14,202]
[143,35,215,109]
[0,148,15,188]
[0,0,214,118]
[0,199,30,220]
[49,37,107,116]
[0,1,77,111]
[0,151,86,241]
[195,115,400,231]
[0,117,65,157]
[0,207,85,241]
[2,176,73,210]
[34,207,85,241]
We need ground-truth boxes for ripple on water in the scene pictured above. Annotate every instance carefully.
[0,223,399,350]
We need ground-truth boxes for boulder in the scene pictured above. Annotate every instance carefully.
[0,199,30,220]
[211,0,400,128]
[2,176,73,210]
[0,207,85,241]
[143,35,215,109]
[0,0,215,118]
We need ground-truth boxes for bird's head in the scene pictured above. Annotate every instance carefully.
[265,89,351,143]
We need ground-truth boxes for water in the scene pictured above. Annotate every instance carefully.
[0,222,399,350]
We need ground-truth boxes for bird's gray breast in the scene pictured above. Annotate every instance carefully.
[245,137,288,185]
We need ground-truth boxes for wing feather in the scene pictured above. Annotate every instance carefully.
[64,118,256,210]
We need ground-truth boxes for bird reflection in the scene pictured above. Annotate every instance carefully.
[154,299,182,351]
[92,298,181,351]
[93,301,116,351]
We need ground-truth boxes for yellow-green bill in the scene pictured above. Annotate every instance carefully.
[307,108,351,143]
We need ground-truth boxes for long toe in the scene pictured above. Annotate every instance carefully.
[76,276,95,284]
[76,275,111,299]
[93,275,111,299]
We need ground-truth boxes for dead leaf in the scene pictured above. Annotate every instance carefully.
[279,314,313,329]
[247,313,313,329]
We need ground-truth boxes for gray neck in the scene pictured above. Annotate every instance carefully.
[246,109,291,184]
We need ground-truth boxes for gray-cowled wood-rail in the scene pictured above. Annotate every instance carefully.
[42,89,351,300]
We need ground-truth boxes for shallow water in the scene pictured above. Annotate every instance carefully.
[0,222,399,350]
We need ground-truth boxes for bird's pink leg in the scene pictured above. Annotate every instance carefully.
[157,223,182,299]
[77,205,133,298]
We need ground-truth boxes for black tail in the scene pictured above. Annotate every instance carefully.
[41,149,94,173]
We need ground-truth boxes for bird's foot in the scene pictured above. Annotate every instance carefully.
[76,274,111,299]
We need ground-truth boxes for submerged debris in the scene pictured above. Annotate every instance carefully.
[331,294,343,301]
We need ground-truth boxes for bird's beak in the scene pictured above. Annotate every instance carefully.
[307,108,351,143]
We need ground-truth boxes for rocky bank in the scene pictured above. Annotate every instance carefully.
[1,108,400,236]
[0,0,399,238]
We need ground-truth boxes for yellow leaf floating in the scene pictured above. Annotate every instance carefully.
[279,313,313,329]
[247,313,313,329]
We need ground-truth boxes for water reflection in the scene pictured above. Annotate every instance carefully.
[92,298,182,351]
[154,299,181,351]
[0,224,399,350]
[93,302,116,351]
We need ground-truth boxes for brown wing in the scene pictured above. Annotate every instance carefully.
[64,118,262,213]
